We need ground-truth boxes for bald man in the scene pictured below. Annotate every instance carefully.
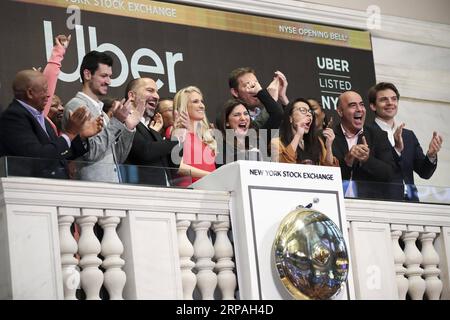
[0,70,100,178]
[124,78,178,186]
[332,91,398,199]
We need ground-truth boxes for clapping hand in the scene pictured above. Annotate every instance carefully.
[125,97,146,130]
[266,75,280,101]
[427,131,443,158]
[65,106,90,140]
[149,112,164,132]
[112,98,132,123]
[275,71,289,105]
[80,114,104,139]
[322,127,335,148]
[346,136,370,166]
[393,123,405,153]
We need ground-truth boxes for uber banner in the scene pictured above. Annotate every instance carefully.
[0,0,376,121]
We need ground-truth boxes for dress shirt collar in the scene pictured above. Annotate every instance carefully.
[375,117,396,146]
[341,124,363,150]
[248,107,261,121]
[78,91,104,112]
[16,99,47,134]
[375,117,395,132]
[341,124,363,139]
[141,117,151,129]
[16,99,42,117]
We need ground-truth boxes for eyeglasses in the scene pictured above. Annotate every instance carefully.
[293,107,314,116]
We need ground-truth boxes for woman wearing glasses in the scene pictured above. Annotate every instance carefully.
[271,98,338,166]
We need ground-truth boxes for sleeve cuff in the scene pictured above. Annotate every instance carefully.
[427,154,437,164]
[60,133,71,147]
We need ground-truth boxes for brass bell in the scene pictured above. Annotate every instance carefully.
[272,206,349,299]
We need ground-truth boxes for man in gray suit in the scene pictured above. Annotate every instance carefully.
[63,51,144,182]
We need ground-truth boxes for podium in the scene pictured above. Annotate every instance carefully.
[193,161,355,300]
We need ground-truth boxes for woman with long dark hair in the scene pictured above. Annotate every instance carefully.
[271,98,338,166]
[216,98,261,167]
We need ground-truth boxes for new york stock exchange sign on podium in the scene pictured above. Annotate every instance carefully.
[193,161,355,300]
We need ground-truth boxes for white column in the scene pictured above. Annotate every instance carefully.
[434,227,450,300]
[77,215,104,300]
[403,228,425,300]
[212,219,236,300]
[192,220,217,300]
[58,214,80,300]
[391,225,408,300]
[419,227,442,300]
[176,219,197,300]
[99,215,126,300]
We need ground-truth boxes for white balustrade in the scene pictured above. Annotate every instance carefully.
[212,219,236,300]
[77,215,104,300]
[192,220,217,300]
[99,215,126,300]
[3,177,450,300]
[58,214,80,300]
[391,228,408,300]
[419,229,443,300]
[402,229,426,300]
[176,219,196,300]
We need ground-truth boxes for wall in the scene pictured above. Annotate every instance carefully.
[301,0,450,25]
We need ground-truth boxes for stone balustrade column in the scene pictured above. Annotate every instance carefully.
[77,215,104,300]
[212,219,236,300]
[391,228,408,300]
[402,229,425,300]
[58,214,80,300]
[99,215,126,300]
[419,228,442,300]
[192,220,217,300]
[390,225,408,299]
[176,219,197,300]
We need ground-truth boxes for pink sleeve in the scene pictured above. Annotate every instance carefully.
[42,45,65,117]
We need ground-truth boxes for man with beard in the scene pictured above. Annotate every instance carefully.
[63,51,145,183]
[124,78,179,186]
[332,91,397,199]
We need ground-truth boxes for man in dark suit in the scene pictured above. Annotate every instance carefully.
[368,82,443,201]
[124,78,178,186]
[332,91,398,200]
[0,69,102,178]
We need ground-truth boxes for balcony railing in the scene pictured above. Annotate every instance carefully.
[0,156,449,300]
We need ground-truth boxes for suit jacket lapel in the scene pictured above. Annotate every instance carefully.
[14,101,52,141]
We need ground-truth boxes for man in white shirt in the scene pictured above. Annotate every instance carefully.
[63,51,144,183]
[368,82,443,201]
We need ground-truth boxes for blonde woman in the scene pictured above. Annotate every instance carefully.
[173,86,217,186]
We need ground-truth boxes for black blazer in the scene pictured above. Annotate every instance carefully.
[0,99,87,178]
[125,122,178,186]
[371,122,437,201]
[332,125,398,200]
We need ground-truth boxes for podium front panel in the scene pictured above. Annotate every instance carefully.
[193,161,354,299]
